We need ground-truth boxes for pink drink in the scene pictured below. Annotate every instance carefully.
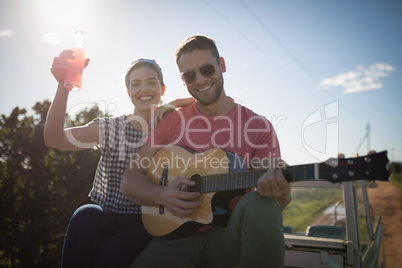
[64,47,86,91]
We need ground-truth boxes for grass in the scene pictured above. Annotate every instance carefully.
[282,187,344,232]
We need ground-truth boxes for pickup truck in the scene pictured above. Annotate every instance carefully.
[282,177,386,267]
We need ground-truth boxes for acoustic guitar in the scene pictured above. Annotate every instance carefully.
[142,146,389,237]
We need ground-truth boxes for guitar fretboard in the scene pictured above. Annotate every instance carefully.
[185,151,389,193]
[189,164,320,193]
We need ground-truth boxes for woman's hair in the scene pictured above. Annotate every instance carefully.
[175,35,220,65]
[125,58,165,89]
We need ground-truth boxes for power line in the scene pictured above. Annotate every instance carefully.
[203,0,371,127]
[236,0,371,129]
[238,0,318,84]
[201,0,312,92]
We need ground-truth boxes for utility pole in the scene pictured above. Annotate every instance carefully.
[366,123,370,151]
[391,147,395,162]
[354,123,370,155]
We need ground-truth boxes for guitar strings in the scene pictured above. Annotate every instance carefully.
[186,161,387,193]
[181,153,388,192]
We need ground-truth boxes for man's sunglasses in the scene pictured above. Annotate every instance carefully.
[181,64,216,84]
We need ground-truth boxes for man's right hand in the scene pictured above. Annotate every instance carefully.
[160,177,202,219]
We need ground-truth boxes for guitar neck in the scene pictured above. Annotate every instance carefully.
[186,151,389,193]
[189,163,319,193]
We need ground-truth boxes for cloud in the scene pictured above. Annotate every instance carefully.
[0,29,14,37]
[319,63,395,94]
[42,33,61,46]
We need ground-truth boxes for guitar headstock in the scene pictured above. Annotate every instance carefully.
[318,151,390,183]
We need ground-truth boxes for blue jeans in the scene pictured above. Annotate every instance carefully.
[62,204,152,268]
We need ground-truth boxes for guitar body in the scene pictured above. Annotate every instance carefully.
[142,146,232,237]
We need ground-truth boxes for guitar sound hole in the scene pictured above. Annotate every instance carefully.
[188,174,202,192]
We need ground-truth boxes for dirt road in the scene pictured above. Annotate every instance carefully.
[367,181,402,267]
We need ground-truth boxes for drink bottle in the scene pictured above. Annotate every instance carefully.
[64,30,85,91]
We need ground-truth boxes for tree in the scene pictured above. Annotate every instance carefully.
[0,101,103,267]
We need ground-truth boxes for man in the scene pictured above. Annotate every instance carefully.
[121,35,291,267]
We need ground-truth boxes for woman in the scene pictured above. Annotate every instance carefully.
[45,50,193,267]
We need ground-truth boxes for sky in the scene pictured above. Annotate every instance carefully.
[1,0,401,167]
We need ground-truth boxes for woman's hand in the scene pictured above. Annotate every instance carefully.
[151,97,195,129]
[51,50,90,84]
[151,103,176,129]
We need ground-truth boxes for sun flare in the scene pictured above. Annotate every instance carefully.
[40,0,86,29]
